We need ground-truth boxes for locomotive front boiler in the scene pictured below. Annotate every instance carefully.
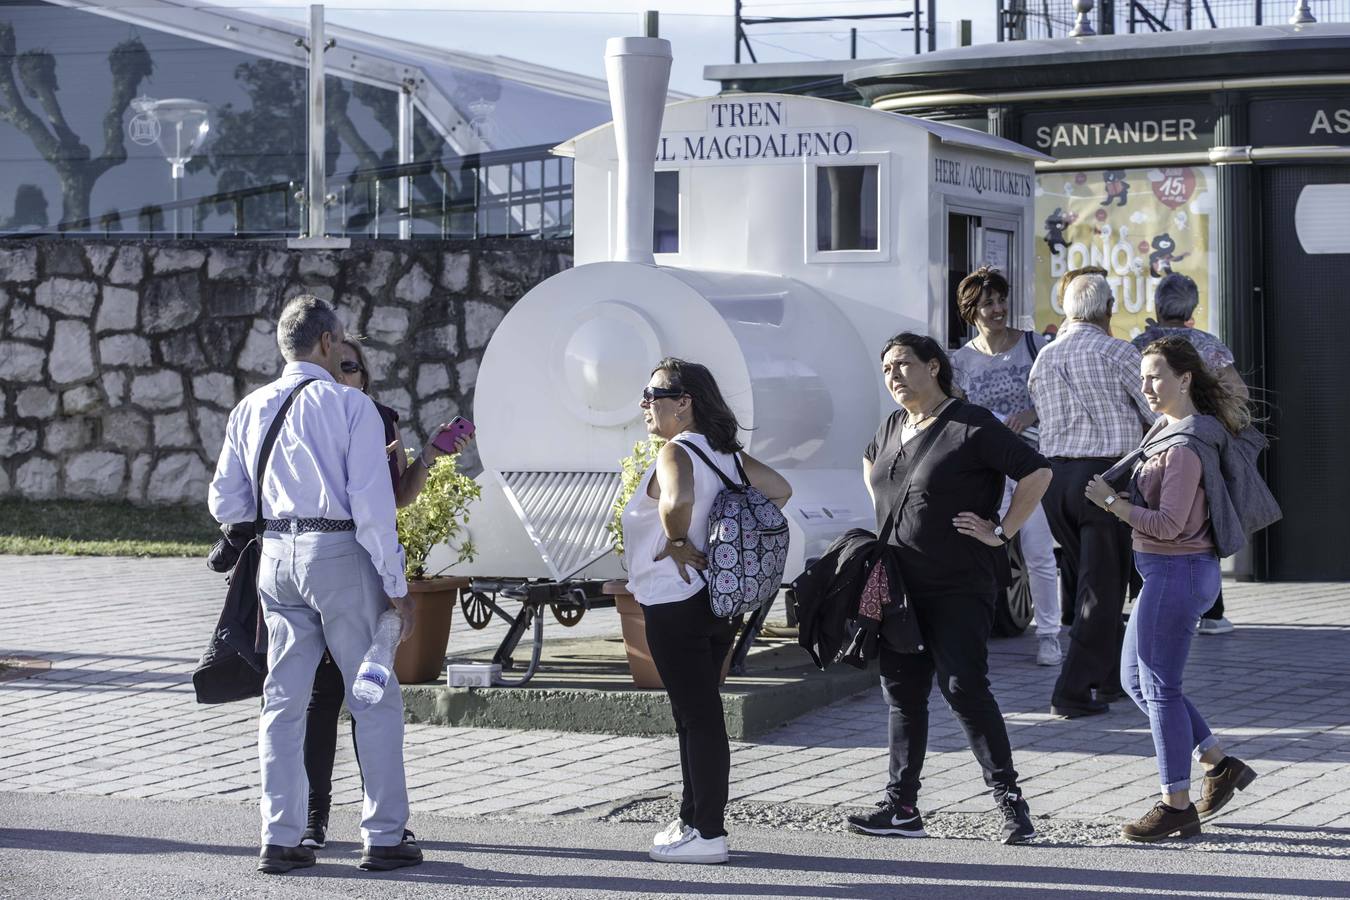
[442,260,881,584]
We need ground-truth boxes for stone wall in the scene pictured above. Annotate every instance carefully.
[0,238,571,504]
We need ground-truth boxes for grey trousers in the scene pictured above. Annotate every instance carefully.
[257,530,408,847]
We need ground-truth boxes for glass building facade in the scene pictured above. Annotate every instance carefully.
[0,1,614,237]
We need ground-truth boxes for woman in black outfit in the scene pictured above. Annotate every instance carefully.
[846,332,1053,845]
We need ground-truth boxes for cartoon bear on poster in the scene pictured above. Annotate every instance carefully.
[1043,207,1076,253]
[1100,170,1130,207]
[1149,233,1189,276]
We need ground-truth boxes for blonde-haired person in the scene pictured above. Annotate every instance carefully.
[1132,273,1248,635]
[1086,336,1274,841]
[950,266,1061,666]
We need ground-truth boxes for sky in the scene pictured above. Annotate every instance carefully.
[210,1,1001,94]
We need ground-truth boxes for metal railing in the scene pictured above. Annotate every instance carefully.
[10,143,573,241]
[998,1,1350,40]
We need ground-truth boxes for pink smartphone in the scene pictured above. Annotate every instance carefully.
[432,416,475,453]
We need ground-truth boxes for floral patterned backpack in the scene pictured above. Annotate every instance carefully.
[674,439,790,618]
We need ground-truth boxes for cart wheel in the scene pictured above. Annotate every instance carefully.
[461,591,494,630]
[551,603,585,627]
[993,534,1034,637]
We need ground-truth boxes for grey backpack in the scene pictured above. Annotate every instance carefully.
[674,439,790,619]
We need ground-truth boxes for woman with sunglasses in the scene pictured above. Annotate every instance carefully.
[300,337,469,850]
[623,358,791,865]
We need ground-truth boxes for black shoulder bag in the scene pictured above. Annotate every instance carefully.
[838,402,956,667]
[192,379,314,704]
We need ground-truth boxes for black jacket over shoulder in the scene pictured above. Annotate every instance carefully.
[792,528,922,670]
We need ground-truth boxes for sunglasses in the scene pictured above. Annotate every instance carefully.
[339,361,365,375]
[641,386,684,404]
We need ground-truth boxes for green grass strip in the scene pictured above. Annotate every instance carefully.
[0,499,219,558]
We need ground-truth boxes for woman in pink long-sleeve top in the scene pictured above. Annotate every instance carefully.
[1083,337,1259,843]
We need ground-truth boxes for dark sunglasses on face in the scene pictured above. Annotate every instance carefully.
[642,386,684,404]
[340,360,364,375]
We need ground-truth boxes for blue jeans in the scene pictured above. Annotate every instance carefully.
[1122,551,1222,794]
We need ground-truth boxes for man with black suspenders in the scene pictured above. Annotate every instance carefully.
[208,295,421,874]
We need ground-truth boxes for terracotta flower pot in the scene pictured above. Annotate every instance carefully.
[604,580,733,689]
[393,575,470,684]
[609,584,664,689]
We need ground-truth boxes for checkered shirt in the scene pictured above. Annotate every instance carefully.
[1028,321,1158,459]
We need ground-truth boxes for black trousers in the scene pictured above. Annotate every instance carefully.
[642,590,735,839]
[1043,457,1132,700]
[880,590,1019,807]
[305,649,358,819]
[1202,590,1225,620]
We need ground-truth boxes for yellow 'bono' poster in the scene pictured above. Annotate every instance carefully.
[1033,165,1218,341]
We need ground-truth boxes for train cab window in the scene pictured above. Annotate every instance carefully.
[816,164,878,252]
[654,170,679,254]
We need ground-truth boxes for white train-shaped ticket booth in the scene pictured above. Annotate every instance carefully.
[436,38,1050,621]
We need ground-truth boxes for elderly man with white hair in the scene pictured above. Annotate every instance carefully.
[209,294,422,875]
[1029,273,1156,719]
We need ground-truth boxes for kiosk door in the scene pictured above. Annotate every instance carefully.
[1260,165,1350,580]
[946,209,1021,349]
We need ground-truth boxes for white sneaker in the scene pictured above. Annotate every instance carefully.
[1036,635,1062,667]
[647,828,728,864]
[1197,617,1235,635]
[652,818,690,847]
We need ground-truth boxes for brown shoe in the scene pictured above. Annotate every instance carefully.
[1195,757,1257,820]
[1121,802,1201,843]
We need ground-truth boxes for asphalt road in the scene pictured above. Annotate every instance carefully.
[4,792,1348,900]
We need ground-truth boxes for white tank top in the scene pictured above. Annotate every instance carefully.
[621,431,741,606]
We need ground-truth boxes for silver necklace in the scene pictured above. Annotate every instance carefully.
[908,396,951,426]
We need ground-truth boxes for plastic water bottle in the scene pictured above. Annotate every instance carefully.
[352,609,403,704]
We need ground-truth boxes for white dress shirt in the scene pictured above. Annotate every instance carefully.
[208,361,408,597]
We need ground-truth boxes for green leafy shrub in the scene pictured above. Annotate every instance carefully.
[607,436,665,557]
[397,452,482,579]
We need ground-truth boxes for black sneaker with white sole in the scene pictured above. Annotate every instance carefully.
[998,791,1036,844]
[845,801,927,837]
[300,812,327,850]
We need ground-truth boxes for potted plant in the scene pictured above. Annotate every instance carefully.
[392,450,481,684]
[606,437,665,688]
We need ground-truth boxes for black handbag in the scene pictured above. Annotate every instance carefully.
[192,379,314,704]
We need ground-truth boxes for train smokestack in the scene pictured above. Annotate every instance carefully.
[604,34,671,265]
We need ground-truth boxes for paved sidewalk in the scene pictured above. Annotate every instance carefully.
[2,555,1349,831]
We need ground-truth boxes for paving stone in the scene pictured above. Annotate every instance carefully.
[0,565,1348,838]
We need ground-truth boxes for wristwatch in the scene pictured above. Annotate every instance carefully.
[1104,494,1118,507]
[669,536,688,548]
[993,525,1011,545]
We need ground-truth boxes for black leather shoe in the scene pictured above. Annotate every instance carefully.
[1050,695,1109,718]
[359,838,424,871]
[257,843,316,874]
